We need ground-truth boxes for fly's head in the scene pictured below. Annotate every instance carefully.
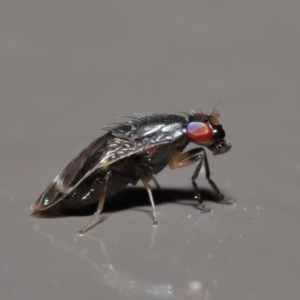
[186,112,231,155]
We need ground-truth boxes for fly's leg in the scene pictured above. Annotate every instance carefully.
[77,171,111,236]
[190,156,211,213]
[143,177,158,226]
[151,175,161,200]
[169,148,210,212]
[169,148,232,212]
[201,151,234,205]
[132,163,158,226]
[151,176,160,190]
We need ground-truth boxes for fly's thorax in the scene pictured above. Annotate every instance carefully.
[111,114,187,142]
[134,137,189,175]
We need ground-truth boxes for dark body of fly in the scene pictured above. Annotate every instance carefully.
[31,112,232,235]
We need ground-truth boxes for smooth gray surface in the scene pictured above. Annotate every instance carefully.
[1,1,300,299]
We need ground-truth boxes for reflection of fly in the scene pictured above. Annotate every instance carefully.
[31,111,232,235]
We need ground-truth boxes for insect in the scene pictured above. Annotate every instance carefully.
[31,111,232,235]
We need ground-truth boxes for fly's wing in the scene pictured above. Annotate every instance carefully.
[31,133,146,211]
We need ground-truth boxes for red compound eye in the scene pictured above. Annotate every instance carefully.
[186,122,213,142]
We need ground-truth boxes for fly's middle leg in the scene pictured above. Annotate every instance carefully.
[132,162,158,226]
[151,175,161,200]
[141,177,158,226]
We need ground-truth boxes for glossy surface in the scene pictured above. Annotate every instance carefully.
[1,1,300,299]
[187,122,213,142]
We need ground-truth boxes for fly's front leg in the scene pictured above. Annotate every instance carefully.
[190,155,212,213]
[200,150,233,205]
[169,148,232,213]
[77,171,111,236]
[169,148,211,212]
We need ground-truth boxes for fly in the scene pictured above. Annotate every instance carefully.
[31,111,232,235]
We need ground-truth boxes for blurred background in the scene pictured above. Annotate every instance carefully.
[1,1,300,299]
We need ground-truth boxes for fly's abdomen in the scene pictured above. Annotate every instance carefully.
[60,160,139,213]
[60,170,106,212]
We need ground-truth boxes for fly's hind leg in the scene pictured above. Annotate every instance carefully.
[169,148,232,213]
[77,171,111,236]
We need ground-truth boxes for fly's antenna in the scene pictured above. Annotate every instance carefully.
[211,99,224,115]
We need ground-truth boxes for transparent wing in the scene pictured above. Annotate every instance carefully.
[31,133,147,211]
